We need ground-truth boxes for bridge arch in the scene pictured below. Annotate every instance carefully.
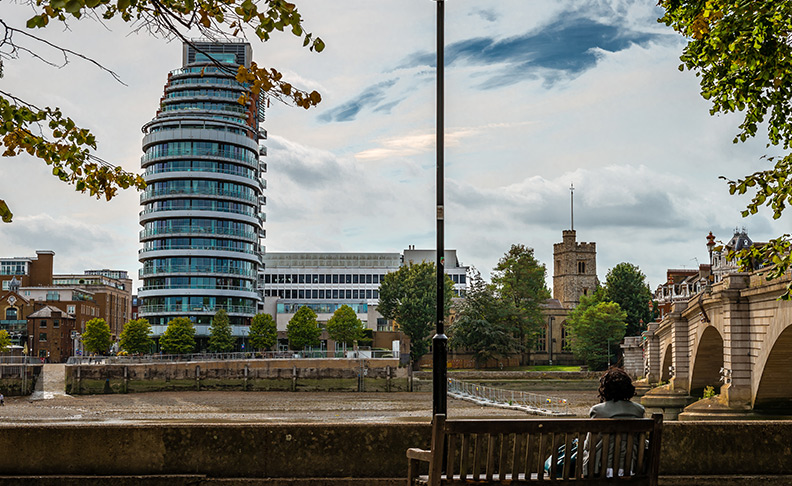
[660,344,673,382]
[689,326,723,396]
[754,325,792,411]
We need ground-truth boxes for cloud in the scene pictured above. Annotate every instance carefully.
[470,8,499,23]
[317,79,399,123]
[398,15,666,88]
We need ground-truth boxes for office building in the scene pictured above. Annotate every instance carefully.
[138,41,266,338]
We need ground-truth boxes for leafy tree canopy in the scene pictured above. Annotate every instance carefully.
[491,244,551,362]
[159,317,196,354]
[659,0,792,297]
[1,0,323,222]
[0,330,11,352]
[377,262,454,367]
[449,269,518,368]
[566,294,626,371]
[604,262,654,336]
[286,306,320,351]
[249,313,277,351]
[208,308,235,353]
[326,304,364,348]
[119,318,153,355]
[82,317,112,355]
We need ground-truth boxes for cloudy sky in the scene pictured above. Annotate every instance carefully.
[1,0,787,293]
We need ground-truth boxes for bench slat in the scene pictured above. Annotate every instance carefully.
[459,434,469,479]
[511,433,522,479]
[497,433,507,482]
[446,419,654,436]
[472,434,482,481]
[486,433,496,481]
[446,433,457,480]
[561,432,573,480]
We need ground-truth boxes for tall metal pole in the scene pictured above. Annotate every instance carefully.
[432,0,447,418]
[570,183,574,231]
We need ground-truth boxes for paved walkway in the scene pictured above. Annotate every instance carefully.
[30,364,67,401]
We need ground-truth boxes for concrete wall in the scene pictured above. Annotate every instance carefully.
[65,359,407,395]
[0,364,41,395]
[0,421,790,484]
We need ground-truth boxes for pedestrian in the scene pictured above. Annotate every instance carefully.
[0,393,5,406]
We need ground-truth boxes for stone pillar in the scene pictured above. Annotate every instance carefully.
[668,302,691,392]
[620,336,644,377]
[643,322,661,384]
[719,274,752,409]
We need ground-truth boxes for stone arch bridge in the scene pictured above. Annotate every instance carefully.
[643,271,792,417]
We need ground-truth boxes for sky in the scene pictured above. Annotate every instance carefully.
[1,0,788,294]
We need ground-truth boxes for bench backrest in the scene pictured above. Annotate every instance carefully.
[429,414,662,485]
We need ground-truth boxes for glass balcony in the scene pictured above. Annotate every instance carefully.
[139,266,257,278]
[139,245,259,256]
[139,226,259,241]
[140,187,259,204]
[139,304,257,315]
[140,284,255,292]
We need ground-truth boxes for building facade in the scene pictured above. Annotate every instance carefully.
[52,271,132,338]
[138,41,266,338]
[552,229,598,308]
[259,249,469,351]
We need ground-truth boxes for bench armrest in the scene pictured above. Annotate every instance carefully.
[406,448,432,462]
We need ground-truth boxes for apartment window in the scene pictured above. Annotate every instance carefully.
[319,274,325,284]
[332,290,339,299]
[264,274,271,284]
[39,332,47,341]
[353,290,359,299]
[373,290,379,299]
[4,307,17,320]
[311,290,318,299]
[67,305,76,314]
[46,291,60,301]
[299,274,305,284]
[353,275,359,284]
[366,290,372,299]
[332,275,339,284]
[40,320,47,328]
[365,275,372,284]
[377,318,392,332]
[319,290,325,299]
[53,319,60,328]
[298,290,305,299]
[345,290,351,299]
[345,274,351,284]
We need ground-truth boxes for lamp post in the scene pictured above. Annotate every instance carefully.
[432,0,447,418]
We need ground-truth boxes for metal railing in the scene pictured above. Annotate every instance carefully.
[447,378,572,416]
[139,304,258,314]
[67,349,398,364]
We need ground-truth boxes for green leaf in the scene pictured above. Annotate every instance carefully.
[65,0,82,14]
[0,199,12,223]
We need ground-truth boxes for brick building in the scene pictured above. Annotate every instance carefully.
[26,305,78,362]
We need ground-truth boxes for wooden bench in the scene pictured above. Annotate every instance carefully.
[407,413,662,485]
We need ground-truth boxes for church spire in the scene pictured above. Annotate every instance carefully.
[570,183,575,231]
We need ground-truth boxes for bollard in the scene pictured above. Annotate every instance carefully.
[195,365,201,391]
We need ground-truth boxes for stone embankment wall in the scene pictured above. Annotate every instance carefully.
[0,421,789,485]
[0,364,41,396]
[65,359,406,395]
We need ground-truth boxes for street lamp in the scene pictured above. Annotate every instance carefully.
[432,0,447,418]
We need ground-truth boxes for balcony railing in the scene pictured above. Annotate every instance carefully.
[139,284,255,292]
[139,245,260,256]
[139,304,257,314]
[140,187,259,204]
[139,226,258,240]
[141,147,257,166]
[139,206,258,218]
[0,320,27,332]
[139,266,257,278]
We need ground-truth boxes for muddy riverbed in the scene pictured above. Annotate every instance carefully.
[0,388,599,424]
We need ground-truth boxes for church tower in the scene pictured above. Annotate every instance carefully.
[553,230,598,309]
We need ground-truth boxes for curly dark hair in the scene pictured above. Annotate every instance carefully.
[598,367,635,402]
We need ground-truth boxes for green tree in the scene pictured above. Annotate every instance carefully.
[0,330,11,353]
[119,318,153,355]
[377,262,454,367]
[659,1,792,298]
[566,295,627,371]
[1,0,324,223]
[449,270,518,368]
[82,317,112,355]
[249,313,278,352]
[604,262,654,337]
[208,309,235,353]
[326,304,365,352]
[287,306,321,351]
[491,244,551,364]
[159,317,196,355]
